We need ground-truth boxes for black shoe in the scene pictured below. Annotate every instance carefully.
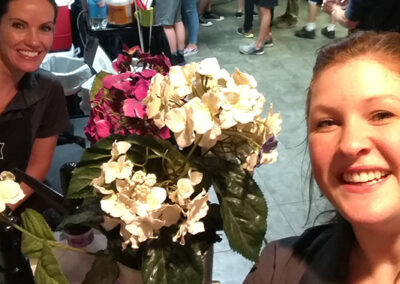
[235,12,243,18]
[199,16,213,26]
[321,26,335,39]
[294,26,316,39]
[171,54,186,66]
[203,11,224,21]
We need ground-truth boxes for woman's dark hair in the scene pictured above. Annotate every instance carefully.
[0,0,58,22]
[305,31,400,224]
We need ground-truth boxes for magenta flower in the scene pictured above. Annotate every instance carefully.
[123,98,147,119]
[85,46,173,144]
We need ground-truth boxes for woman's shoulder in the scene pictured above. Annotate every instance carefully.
[244,223,353,283]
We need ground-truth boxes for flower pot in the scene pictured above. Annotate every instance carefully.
[117,245,214,284]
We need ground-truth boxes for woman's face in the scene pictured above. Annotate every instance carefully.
[0,0,55,76]
[308,58,400,228]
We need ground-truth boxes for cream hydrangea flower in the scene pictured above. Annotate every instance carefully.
[232,68,257,88]
[173,190,209,245]
[111,140,131,159]
[102,155,133,184]
[169,170,203,206]
[165,97,214,148]
[0,171,25,213]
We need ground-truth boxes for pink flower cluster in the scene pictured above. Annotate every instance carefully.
[84,47,172,144]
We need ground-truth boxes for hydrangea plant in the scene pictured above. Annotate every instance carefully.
[1,47,282,284]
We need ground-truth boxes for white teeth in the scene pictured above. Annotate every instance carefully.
[19,50,39,57]
[343,170,388,183]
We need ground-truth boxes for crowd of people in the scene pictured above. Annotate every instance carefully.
[154,0,400,60]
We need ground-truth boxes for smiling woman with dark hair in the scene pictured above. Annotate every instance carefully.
[244,31,400,284]
[0,0,69,209]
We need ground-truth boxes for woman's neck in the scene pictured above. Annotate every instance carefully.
[349,222,400,283]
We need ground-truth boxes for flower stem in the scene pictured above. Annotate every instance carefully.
[8,220,96,255]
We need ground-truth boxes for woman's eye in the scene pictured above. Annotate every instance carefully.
[11,22,24,29]
[372,111,394,121]
[41,25,54,32]
[316,119,336,129]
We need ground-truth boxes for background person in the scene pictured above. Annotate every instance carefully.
[182,0,199,56]
[155,0,186,65]
[243,31,400,283]
[274,0,299,28]
[0,0,70,210]
[295,0,337,39]
[322,0,400,33]
[239,0,276,55]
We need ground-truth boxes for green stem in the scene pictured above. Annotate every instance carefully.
[9,221,96,256]
[221,130,262,149]
[185,135,202,162]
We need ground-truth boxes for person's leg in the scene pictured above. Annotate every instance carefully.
[182,0,199,48]
[236,0,244,17]
[287,0,299,18]
[174,21,186,51]
[198,0,210,15]
[275,0,298,28]
[243,0,255,31]
[294,1,319,38]
[239,4,273,55]
[307,1,319,27]
[164,26,178,53]
[256,6,272,49]
[198,0,213,26]
[203,0,224,20]
[321,15,337,39]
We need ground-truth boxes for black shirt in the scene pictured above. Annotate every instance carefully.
[243,223,355,284]
[345,0,400,32]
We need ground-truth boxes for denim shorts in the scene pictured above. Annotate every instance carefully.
[309,0,323,5]
[155,0,182,25]
[254,0,278,8]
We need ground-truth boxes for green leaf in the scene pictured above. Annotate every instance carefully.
[34,242,69,284]
[90,71,111,100]
[21,209,56,258]
[142,230,204,284]
[68,135,189,199]
[82,254,119,284]
[57,201,104,230]
[212,161,267,262]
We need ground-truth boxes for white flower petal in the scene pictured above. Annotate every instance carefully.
[165,108,187,133]
[185,98,214,134]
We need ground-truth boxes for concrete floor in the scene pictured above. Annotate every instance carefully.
[47,0,346,282]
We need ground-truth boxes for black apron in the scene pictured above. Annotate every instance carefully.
[0,110,32,172]
[0,108,53,216]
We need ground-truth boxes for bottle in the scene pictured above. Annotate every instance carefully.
[88,0,108,30]
[107,0,133,26]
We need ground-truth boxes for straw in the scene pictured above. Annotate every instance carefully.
[135,1,144,51]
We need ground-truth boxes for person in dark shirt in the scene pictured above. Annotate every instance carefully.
[244,31,400,283]
[0,0,70,209]
[322,0,400,32]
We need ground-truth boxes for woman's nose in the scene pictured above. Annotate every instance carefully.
[338,122,371,157]
[26,29,40,47]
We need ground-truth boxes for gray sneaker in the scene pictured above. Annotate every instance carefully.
[239,43,264,55]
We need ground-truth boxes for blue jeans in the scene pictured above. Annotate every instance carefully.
[182,0,199,44]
